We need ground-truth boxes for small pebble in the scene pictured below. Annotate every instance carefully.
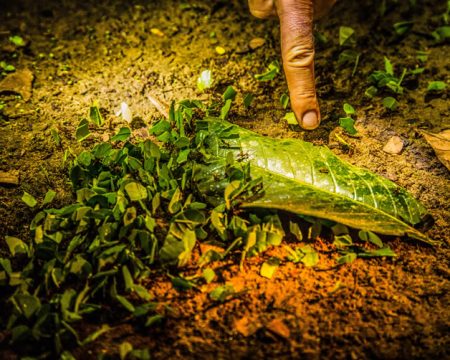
[383,136,404,155]
[249,37,265,50]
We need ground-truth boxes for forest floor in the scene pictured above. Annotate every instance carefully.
[0,0,449,359]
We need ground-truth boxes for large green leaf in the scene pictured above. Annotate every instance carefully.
[199,119,433,244]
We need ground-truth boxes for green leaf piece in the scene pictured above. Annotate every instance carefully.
[13,294,41,319]
[77,151,92,167]
[160,236,185,264]
[300,246,319,267]
[254,60,280,81]
[358,230,383,248]
[384,57,394,76]
[111,127,132,142]
[0,61,15,72]
[314,30,328,44]
[432,26,450,43]
[358,247,397,258]
[89,104,104,126]
[5,236,29,256]
[81,324,111,345]
[365,86,378,98]
[416,51,429,63]
[289,221,303,241]
[337,252,357,264]
[338,50,360,76]
[116,295,135,312]
[202,268,216,283]
[280,93,290,109]
[9,35,25,47]
[382,97,398,110]
[122,265,134,292]
[223,86,237,101]
[177,230,196,267]
[243,93,254,109]
[427,81,447,92]
[76,119,90,142]
[220,99,232,120]
[343,103,355,116]
[333,234,353,248]
[119,342,133,360]
[209,285,235,302]
[51,128,61,145]
[43,189,57,206]
[283,112,297,125]
[61,351,76,360]
[393,21,414,36]
[339,117,357,135]
[260,257,280,279]
[339,26,355,46]
[21,191,37,207]
[125,182,147,201]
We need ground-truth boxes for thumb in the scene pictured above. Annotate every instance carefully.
[276,0,319,130]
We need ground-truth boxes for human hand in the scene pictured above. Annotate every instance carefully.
[249,0,335,129]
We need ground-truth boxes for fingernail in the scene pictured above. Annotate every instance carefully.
[301,110,319,130]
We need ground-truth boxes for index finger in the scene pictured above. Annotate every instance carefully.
[276,0,319,129]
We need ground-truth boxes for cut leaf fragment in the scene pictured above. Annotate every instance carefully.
[337,252,357,264]
[284,112,297,126]
[124,181,147,201]
[5,236,29,256]
[339,117,357,135]
[382,97,398,110]
[260,257,280,279]
[76,119,90,142]
[89,103,104,126]
[9,35,26,47]
[21,191,37,207]
[209,285,235,302]
[427,81,447,92]
[42,189,57,206]
[111,127,131,142]
[358,230,383,248]
[339,26,355,46]
[254,61,280,81]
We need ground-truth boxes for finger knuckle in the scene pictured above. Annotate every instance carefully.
[285,45,314,68]
[294,88,316,99]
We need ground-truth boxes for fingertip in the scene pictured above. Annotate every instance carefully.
[302,110,319,129]
[298,109,320,130]
[291,95,321,130]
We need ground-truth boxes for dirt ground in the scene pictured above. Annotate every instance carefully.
[0,0,449,359]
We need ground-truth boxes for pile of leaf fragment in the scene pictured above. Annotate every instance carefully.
[0,97,432,357]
